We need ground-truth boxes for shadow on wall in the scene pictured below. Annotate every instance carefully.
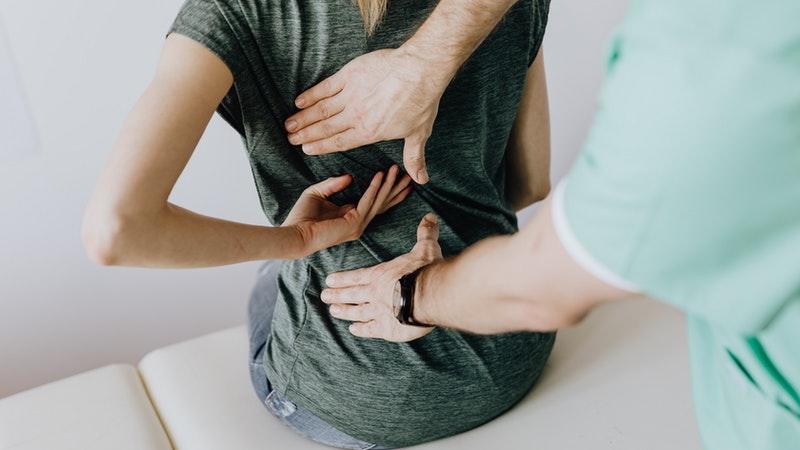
[0,17,39,161]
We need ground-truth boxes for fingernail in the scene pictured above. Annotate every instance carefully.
[416,168,429,184]
[286,120,297,132]
[302,143,313,154]
[330,305,340,314]
[295,98,306,108]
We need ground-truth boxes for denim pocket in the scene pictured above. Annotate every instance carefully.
[264,390,380,449]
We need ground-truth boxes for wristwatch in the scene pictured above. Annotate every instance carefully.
[393,268,433,327]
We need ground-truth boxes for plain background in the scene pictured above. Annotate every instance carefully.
[0,0,629,397]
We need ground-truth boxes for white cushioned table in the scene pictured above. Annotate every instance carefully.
[0,365,171,450]
[0,299,703,450]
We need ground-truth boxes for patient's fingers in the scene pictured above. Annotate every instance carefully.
[388,174,412,199]
[304,174,353,199]
[384,173,411,203]
[329,303,378,322]
[366,165,399,220]
[320,285,371,304]
[325,266,378,288]
[354,171,383,218]
[337,204,356,216]
[382,186,412,212]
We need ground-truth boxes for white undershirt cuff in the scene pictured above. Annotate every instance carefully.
[551,180,641,293]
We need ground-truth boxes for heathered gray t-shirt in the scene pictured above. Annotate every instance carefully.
[169,0,552,447]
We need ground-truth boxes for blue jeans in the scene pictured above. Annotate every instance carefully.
[247,260,390,450]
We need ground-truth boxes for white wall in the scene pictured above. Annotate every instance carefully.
[0,0,628,397]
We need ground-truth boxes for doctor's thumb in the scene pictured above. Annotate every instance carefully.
[403,135,429,185]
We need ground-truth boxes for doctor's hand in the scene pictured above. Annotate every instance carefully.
[284,48,454,185]
[283,165,411,257]
[322,213,443,342]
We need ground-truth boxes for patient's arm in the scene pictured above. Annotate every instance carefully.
[82,34,409,268]
[505,49,551,212]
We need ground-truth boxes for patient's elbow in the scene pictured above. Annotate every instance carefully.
[511,179,551,211]
[81,209,129,266]
[530,179,551,203]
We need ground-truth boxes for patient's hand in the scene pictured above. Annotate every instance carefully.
[284,48,450,185]
[283,165,411,256]
[322,214,442,342]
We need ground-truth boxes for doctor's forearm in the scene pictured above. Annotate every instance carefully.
[414,235,545,333]
[414,197,630,333]
[401,0,518,84]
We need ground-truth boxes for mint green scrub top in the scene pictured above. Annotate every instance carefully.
[552,1,800,449]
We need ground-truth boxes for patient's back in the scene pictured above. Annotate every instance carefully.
[170,0,553,447]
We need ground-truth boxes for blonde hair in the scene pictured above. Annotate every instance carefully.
[355,0,388,35]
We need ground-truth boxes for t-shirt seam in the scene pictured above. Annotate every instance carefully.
[168,1,254,139]
[528,0,550,66]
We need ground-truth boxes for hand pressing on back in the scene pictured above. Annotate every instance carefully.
[284,49,450,185]
[321,213,443,342]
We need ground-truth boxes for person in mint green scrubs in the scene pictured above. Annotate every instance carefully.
[298,1,799,448]
[557,3,800,448]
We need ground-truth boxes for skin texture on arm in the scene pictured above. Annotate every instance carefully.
[284,0,520,184]
[323,196,636,339]
[413,196,633,334]
[506,50,551,211]
[82,34,410,268]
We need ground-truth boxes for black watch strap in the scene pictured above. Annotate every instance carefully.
[397,268,432,327]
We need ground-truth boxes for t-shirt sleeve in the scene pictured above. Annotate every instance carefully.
[553,12,800,336]
[167,0,247,136]
[168,0,246,79]
[528,0,551,66]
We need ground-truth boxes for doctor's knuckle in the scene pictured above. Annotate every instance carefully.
[361,125,379,141]
[405,151,424,164]
[319,78,333,94]
[318,102,331,118]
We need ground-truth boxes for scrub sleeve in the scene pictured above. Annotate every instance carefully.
[553,1,800,449]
